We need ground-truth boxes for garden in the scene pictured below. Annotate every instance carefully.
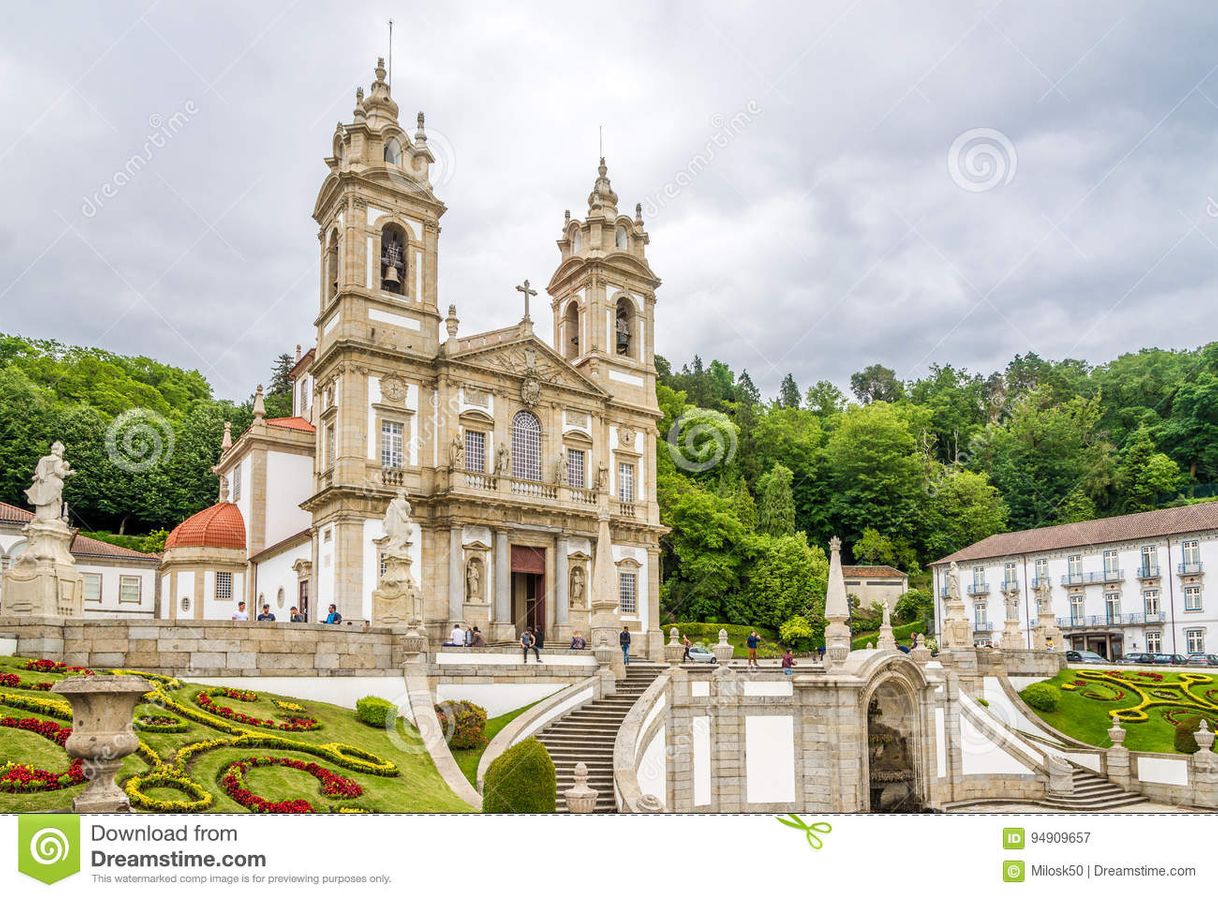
[1019,667,1218,754]
[0,655,474,814]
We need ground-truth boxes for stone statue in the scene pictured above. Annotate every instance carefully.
[1004,588,1020,621]
[1034,577,1051,614]
[26,442,74,523]
[466,556,482,601]
[383,488,413,553]
[945,561,961,601]
[570,564,586,608]
[449,433,464,469]
[494,443,510,476]
[556,451,569,485]
[595,460,608,491]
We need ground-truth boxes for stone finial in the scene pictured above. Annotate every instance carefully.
[1107,717,1126,747]
[1198,719,1216,754]
[563,762,600,813]
[221,420,233,452]
[253,384,266,421]
[375,57,387,83]
[416,111,427,143]
[445,304,459,340]
[712,628,733,664]
[564,209,571,225]
[636,793,664,813]
[635,202,643,224]
[866,641,874,650]
[295,343,302,362]
[669,626,680,645]
[218,475,230,503]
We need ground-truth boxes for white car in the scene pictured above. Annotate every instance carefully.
[687,645,718,664]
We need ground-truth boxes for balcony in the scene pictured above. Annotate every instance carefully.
[1102,568,1124,583]
[453,471,639,520]
[1179,562,1205,576]
[1000,579,1021,593]
[1061,571,1107,586]
[1057,611,1167,629]
[972,622,992,635]
[1031,576,1051,589]
[967,582,990,596]
[1136,565,1161,580]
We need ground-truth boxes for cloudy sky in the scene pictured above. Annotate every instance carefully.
[3,0,1218,401]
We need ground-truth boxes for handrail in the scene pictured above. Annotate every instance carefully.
[403,673,483,810]
[475,674,601,792]
[613,669,671,813]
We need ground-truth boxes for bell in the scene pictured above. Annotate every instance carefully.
[382,264,400,286]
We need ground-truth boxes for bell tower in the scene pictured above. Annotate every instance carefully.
[311,57,446,361]
[547,158,660,406]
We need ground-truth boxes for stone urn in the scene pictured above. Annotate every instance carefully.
[563,762,600,813]
[664,626,684,666]
[52,675,150,813]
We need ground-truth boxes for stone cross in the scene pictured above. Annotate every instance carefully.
[515,279,538,321]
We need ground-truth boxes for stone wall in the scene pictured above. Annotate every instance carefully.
[0,616,407,677]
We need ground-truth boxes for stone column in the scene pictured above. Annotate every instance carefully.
[1105,720,1131,790]
[492,528,512,642]
[555,535,570,636]
[448,526,463,623]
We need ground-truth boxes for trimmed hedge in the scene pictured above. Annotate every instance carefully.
[355,696,396,728]
[1175,715,1203,754]
[481,737,556,813]
[435,700,488,750]
[1021,682,1061,713]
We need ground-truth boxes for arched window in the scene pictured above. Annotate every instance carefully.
[615,297,634,357]
[325,230,339,300]
[615,225,628,250]
[511,410,542,482]
[384,137,402,165]
[380,224,406,294]
[570,228,582,254]
[562,301,580,359]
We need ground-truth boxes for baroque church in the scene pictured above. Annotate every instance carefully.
[159,58,666,658]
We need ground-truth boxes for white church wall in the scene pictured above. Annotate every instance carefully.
[78,562,157,619]
[317,524,336,618]
[744,715,796,804]
[254,540,311,618]
[159,574,170,618]
[959,714,1034,775]
[263,451,312,549]
[362,516,421,621]
[612,543,649,632]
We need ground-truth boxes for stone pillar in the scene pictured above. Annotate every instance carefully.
[555,536,570,634]
[1046,756,1073,796]
[492,528,512,643]
[712,628,733,664]
[823,537,852,664]
[710,666,744,811]
[448,527,463,623]
[53,675,150,813]
[664,626,684,666]
[1192,720,1218,808]
[1106,720,1131,790]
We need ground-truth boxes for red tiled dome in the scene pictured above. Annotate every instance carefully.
[164,502,246,551]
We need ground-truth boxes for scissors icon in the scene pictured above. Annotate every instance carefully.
[775,815,832,850]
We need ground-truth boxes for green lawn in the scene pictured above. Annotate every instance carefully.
[851,620,925,650]
[669,623,782,658]
[0,655,473,813]
[1021,667,1218,754]
[450,701,541,787]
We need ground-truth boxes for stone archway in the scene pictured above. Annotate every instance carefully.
[860,670,928,812]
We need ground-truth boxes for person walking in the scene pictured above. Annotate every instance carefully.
[746,630,761,669]
[682,633,693,662]
[781,648,797,676]
[620,625,632,666]
[521,627,540,662]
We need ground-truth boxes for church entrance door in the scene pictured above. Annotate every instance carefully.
[510,546,546,644]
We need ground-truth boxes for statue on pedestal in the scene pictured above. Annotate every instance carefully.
[556,451,568,486]
[372,489,423,627]
[3,442,84,618]
[494,443,510,477]
[466,556,482,602]
[448,433,464,470]
[570,565,586,609]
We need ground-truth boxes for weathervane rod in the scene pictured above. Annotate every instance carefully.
[387,19,394,86]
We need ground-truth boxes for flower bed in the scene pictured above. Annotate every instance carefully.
[194,689,318,732]
[218,756,363,813]
[0,716,85,793]
[22,659,94,676]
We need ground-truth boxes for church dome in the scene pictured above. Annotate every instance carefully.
[164,502,246,551]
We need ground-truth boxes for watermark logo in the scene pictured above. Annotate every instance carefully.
[1003,826,1025,849]
[1002,859,1025,883]
[105,408,175,473]
[18,815,79,884]
[947,128,1017,192]
[775,814,832,851]
[665,408,737,473]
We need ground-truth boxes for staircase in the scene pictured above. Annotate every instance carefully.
[1038,764,1147,811]
[537,663,665,813]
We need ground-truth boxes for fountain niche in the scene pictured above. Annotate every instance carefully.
[866,689,923,813]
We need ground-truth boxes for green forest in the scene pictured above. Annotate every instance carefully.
[1,331,1216,640]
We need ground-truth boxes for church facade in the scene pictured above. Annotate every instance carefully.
[159,59,666,658]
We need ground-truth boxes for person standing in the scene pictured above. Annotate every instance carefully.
[781,648,797,676]
[620,625,632,666]
[231,602,249,622]
[256,604,276,622]
[746,630,761,669]
[289,606,305,623]
[324,604,342,624]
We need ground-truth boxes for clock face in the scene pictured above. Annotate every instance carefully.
[381,375,407,402]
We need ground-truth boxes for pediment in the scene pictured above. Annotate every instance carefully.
[451,334,607,398]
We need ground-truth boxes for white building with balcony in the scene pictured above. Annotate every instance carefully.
[931,503,1218,659]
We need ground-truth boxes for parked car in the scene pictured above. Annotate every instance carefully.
[1115,652,1153,665]
[1066,650,1108,664]
[1186,653,1218,667]
[686,645,718,664]
[1150,653,1189,666]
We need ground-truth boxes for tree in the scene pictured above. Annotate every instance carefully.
[730,533,828,631]
[1116,426,1183,513]
[921,469,1008,560]
[758,463,796,537]
[908,363,987,463]
[777,373,801,409]
[1158,370,1218,485]
[853,528,899,567]
[805,379,845,417]
[849,364,904,404]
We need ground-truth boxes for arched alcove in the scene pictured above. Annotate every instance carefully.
[379,224,407,294]
[562,301,580,359]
